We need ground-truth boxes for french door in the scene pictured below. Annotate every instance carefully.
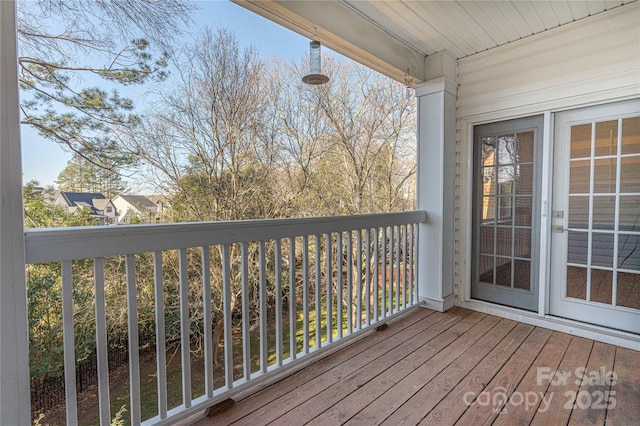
[550,100,640,333]
[471,116,543,311]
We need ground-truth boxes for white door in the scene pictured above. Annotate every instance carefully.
[550,100,640,334]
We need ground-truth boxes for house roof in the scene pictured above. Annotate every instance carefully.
[60,192,106,207]
[59,192,110,215]
[145,195,171,205]
[115,194,158,211]
[146,194,171,203]
[233,0,635,83]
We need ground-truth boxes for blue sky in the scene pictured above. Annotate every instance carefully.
[20,0,309,188]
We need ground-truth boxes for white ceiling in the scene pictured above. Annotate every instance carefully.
[342,1,633,60]
[234,1,637,82]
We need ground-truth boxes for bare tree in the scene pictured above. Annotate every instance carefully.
[122,28,286,365]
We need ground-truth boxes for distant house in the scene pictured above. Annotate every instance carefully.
[145,195,170,217]
[112,194,166,224]
[53,191,118,225]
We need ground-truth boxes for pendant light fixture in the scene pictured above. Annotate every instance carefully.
[302,29,329,85]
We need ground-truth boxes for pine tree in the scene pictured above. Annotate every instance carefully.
[17,0,194,167]
[55,154,127,198]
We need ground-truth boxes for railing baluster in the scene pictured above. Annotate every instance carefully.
[346,231,353,334]
[388,226,394,315]
[314,234,321,348]
[337,232,343,338]
[178,249,192,407]
[381,227,387,319]
[356,230,362,329]
[325,233,332,343]
[410,224,416,304]
[289,237,297,360]
[93,257,110,425]
[355,229,362,330]
[365,229,371,326]
[222,244,233,389]
[125,254,141,425]
[259,241,267,372]
[395,226,401,314]
[374,228,379,322]
[154,251,168,417]
[409,223,420,305]
[402,225,407,309]
[61,260,78,426]
[275,239,283,365]
[241,242,251,380]
[201,247,213,398]
[302,236,310,354]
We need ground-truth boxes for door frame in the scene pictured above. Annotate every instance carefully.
[459,100,640,339]
[460,110,554,317]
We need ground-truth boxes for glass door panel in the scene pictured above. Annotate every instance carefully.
[471,116,543,311]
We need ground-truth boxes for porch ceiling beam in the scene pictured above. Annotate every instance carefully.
[233,0,426,84]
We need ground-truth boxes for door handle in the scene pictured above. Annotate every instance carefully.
[552,225,568,233]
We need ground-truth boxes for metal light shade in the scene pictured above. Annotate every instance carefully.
[302,40,329,85]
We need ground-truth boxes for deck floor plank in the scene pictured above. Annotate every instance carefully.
[345,314,503,425]
[604,346,640,425]
[567,341,616,425]
[420,322,535,425]
[261,310,476,425]
[378,318,519,426]
[529,336,594,426]
[492,331,572,426]
[455,326,553,425]
[195,308,640,426]
[209,307,436,424]
[307,312,494,425]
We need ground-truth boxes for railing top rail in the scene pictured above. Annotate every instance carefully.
[25,211,427,264]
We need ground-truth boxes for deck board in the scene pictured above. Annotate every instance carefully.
[456,326,553,425]
[421,322,535,425]
[211,307,437,425]
[266,309,475,425]
[492,331,572,426]
[530,336,594,426]
[379,317,517,426]
[306,312,488,425]
[604,347,640,425]
[567,341,616,426]
[194,307,639,426]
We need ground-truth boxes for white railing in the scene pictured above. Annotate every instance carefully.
[25,211,426,425]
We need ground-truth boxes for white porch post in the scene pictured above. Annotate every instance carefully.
[0,0,31,424]
[416,51,457,312]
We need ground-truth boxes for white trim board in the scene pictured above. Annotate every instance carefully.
[461,300,640,351]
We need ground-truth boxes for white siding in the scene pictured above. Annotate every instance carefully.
[453,3,640,303]
[456,3,639,119]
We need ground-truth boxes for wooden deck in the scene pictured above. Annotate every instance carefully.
[193,307,640,426]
